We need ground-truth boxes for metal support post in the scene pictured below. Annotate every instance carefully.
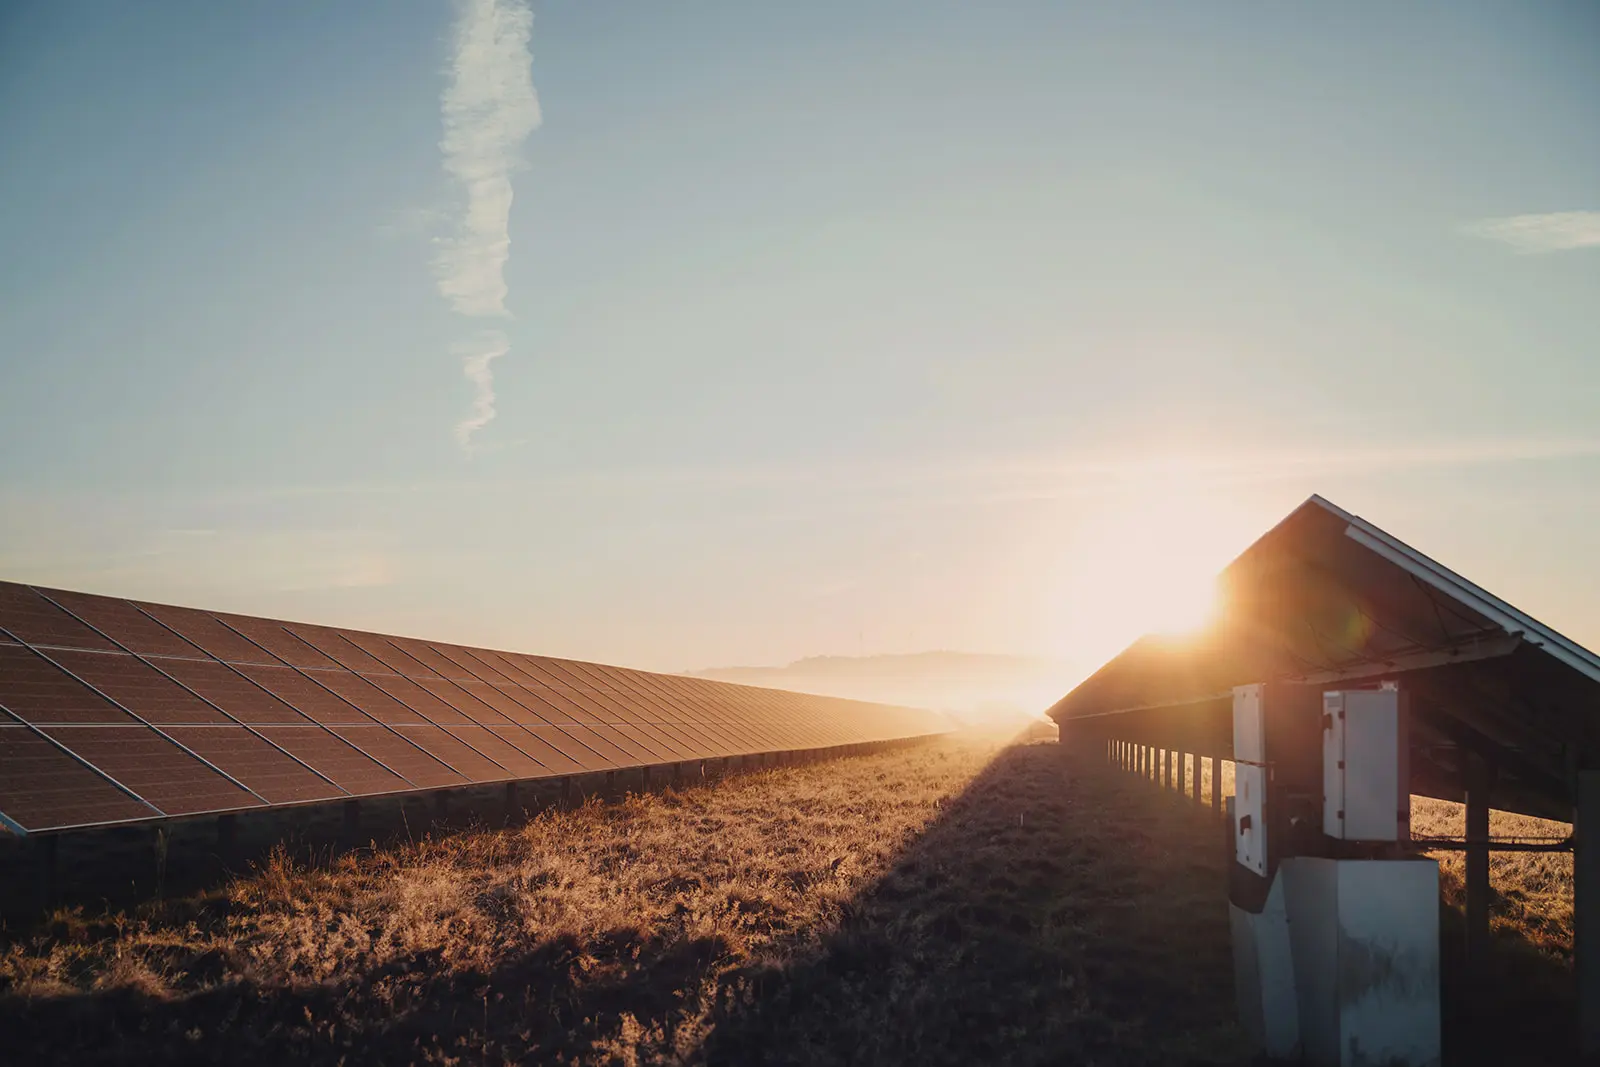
[342,799,360,844]
[1578,768,1600,1056]
[504,781,521,825]
[1464,753,1495,977]
[1211,757,1222,817]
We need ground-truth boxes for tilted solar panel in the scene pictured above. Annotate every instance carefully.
[0,580,949,835]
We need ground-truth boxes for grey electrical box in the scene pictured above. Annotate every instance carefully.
[1322,687,1408,842]
[1234,684,1268,875]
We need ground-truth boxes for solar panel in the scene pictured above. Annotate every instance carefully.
[139,603,278,664]
[43,726,262,816]
[340,630,440,677]
[365,674,474,726]
[233,664,370,724]
[0,581,951,837]
[162,726,343,804]
[499,724,594,773]
[149,657,310,724]
[219,615,341,669]
[288,625,393,675]
[614,723,684,762]
[406,676,507,725]
[0,583,119,650]
[43,589,207,659]
[255,726,410,795]
[49,649,231,724]
[504,683,580,724]
[0,645,140,724]
[0,725,158,832]
[306,669,427,723]
[560,724,638,767]
[391,639,477,681]
[444,725,554,778]
[431,643,515,685]
[392,722,512,782]
[327,726,463,788]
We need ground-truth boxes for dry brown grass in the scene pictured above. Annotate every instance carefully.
[0,738,1259,1066]
[0,739,1578,1066]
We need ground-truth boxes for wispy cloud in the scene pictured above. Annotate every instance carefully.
[1466,211,1600,254]
[437,0,541,449]
[453,330,510,448]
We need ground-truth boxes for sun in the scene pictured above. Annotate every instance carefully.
[1050,484,1254,664]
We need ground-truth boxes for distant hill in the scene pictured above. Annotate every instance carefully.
[689,651,1074,726]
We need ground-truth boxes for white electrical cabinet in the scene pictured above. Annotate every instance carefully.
[1280,857,1441,1067]
[1234,684,1268,875]
[1322,687,1408,841]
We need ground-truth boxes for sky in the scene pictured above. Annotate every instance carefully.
[1,1,1597,686]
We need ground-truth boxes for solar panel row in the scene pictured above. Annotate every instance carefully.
[0,582,947,834]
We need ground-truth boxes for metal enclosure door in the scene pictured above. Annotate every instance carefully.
[1322,692,1347,838]
[1322,688,1405,842]
[1234,684,1268,875]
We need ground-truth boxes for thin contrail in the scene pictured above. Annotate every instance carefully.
[437,0,541,449]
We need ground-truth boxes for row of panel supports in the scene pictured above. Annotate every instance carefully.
[1103,737,1229,819]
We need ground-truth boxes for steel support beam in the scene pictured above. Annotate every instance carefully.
[1464,753,1495,979]
[1578,768,1600,1057]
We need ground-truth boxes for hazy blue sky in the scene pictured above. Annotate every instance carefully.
[1,1,1596,682]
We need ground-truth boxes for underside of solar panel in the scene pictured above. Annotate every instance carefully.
[0,582,950,835]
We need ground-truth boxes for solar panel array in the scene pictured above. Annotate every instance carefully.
[0,582,948,835]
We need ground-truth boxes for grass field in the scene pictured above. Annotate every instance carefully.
[0,737,1578,1065]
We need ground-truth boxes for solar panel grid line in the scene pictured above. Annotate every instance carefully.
[442,725,552,779]
[38,588,208,660]
[289,625,395,676]
[162,726,346,805]
[138,602,279,664]
[560,661,663,725]
[465,647,546,688]
[625,721,696,761]
[654,719,733,758]
[327,726,464,789]
[495,683,576,727]
[516,684,592,725]
[434,643,519,687]
[354,676,536,780]
[392,722,516,783]
[43,725,265,817]
[600,667,690,724]
[222,663,443,789]
[565,723,645,767]
[457,679,552,726]
[503,654,571,691]
[47,649,231,725]
[581,721,652,764]
[254,726,413,797]
[232,655,480,787]
[608,722,675,763]
[25,646,276,808]
[342,631,444,679]
[537,724,620,771]
[0,583,120,651]
[0,723,162,833]
[404,676,504,725]
[0,644,141,725]
[487,724,590,774]
[217,615,342,670]
[307,669,428,724]
[390,638,477,682]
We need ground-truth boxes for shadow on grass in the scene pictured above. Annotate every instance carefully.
[699,744,1255,1066]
